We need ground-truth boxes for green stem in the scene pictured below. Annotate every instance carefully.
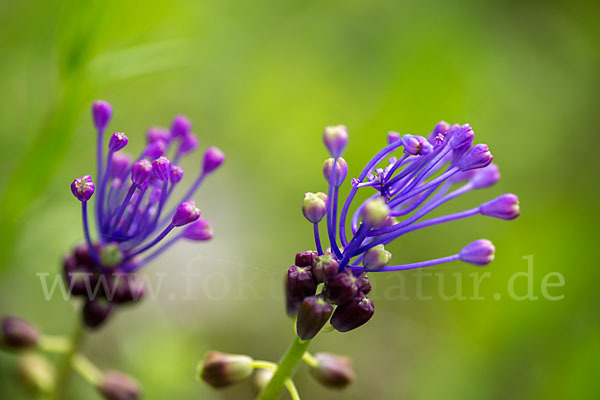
[53,319,85,400]
[256,335,311,400]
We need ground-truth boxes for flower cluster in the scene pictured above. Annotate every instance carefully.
[288,123,520,338]
[67,101,224,328]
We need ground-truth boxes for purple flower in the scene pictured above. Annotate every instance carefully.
[323,125,348,158]
[480,193,520,220]
[203,146,225,174]
[459,239,495,266]
[67,101,224,328]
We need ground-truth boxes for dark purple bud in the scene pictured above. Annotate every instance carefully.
[286,265,317,303]
[401,134,433,155]
[98,371,141,400]
[1,316,40,348]
[312,253,339,283]
[296,296,334,340]
[172,201,201,226]
[151,156,171,181]
[362,197,390,228]
[179,133,198,154]
[323,157,347,186]
[470,164,500,189]
[107,272,145,304]
[325,269,359,305]
[295,250,317,267]
[63,256,97,297]
[199,351,253,388]
[448,124,475,149]
[362,244,392,271]
[171,115,191,138]
[71,175,95,201]
[302,192,328,223]
[146,127,171,144]
[457,144,493,171]
[143,140,166,159]
[170,165,184,183]
[182,218,213,241]
[357,273,372,294]
[92,101,112,132]
[131,160,152,185]
[203,146,225,174]
[387,131,401,144]
[323,125,348,158]
[309,353,356,389]
[330,294,374,332]
[480,193,520,220]
[111,152,132,178]
[108,132,128,152]
[459,239,495,266]
[82,298,113,329]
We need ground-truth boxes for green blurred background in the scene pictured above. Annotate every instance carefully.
[0,0,598,399]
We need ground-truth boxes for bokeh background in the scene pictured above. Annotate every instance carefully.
[0,0,598,399]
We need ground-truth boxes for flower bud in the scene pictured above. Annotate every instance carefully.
[108,132,128,152]
[170,165,184,183]
[296,296,334,340]
[146,127,171,144]
[457,144,493,171]
[449,169,476,184]
[323,158,347,186]
[459,239,495,266]
[131,160,152,185]
[470,164,500,189]
[111,153,132,178]
[309,353,355,389]
[172,201,201,227]
[302,192,328,223]
[203,146,225,174]
[323,125,348,157]
[387,131,401,144]
[362,197,390,227]
[143,140,166,159]
[182,219,213,241]
[92,101,112,133]
[432,121,451,136]
[251,368,274,395]
[98,371,141,400]
[171,115,191,138]
[199,352,253,388]
[1,316,40,349]
[357,273,372,294]
[152,156,171,181]
[63,255,97,297]
[71,175,95,201]
[286,265,317,301]
[295,250,317,267]
[448,124,475,149]
[401,134,433,155]
[107,272,145,304]
[362,244,392,271]
[179,133,198,154]
[330,294,374,332]
[148,187,163,204]
[325,269,359,305]
[18,353,55,394]
[312,253,339,283]
[480,193,520,220]
[82,298,113,329]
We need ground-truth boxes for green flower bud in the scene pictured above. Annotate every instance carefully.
[362,198,390,227]
[362,244,392,271]
[198,352,254,388]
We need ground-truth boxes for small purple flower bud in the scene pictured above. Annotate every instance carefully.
[98,371,141,400]
[143,140,166,159]
[82,298,113,329]
[149,187,163,204]
[312,253,339,283]
[152,156,171,181]
[146,127,171,144]
[449,169,476,184]
[330,294,374,332]
[71,175,95,201]
[108,132,128,152]
[1,316,40,349]
[325,269,359,305]
[203,146,225,174]
[387,131,401,144]
[170,165,184,183]
[182,218,214,241]
[179,133,198,154]
[457,144,493,171]
[459,239,495,266]
[106,272,145,304]
[286,265,317,305]
[480,193,520,220]
[172,201,201,227]
[357,273,372,294]
[296,295,334,340]
[323,125,348,157]
[362,244,392,271]
[448,124,475,149]
[295,250,317,267]
[171,115,191,138]
[309,353,356,389]
[111,152,132,178]
[362,197,390,228]
[432,121,451,136]
[199,352,254,388]
[63,255,97,297]
[131,160,152,186]
[323,157,348,186]
[401,134,433,155]
[470,164,500,189]
[302,192,328,223]
[92,101,112,132]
